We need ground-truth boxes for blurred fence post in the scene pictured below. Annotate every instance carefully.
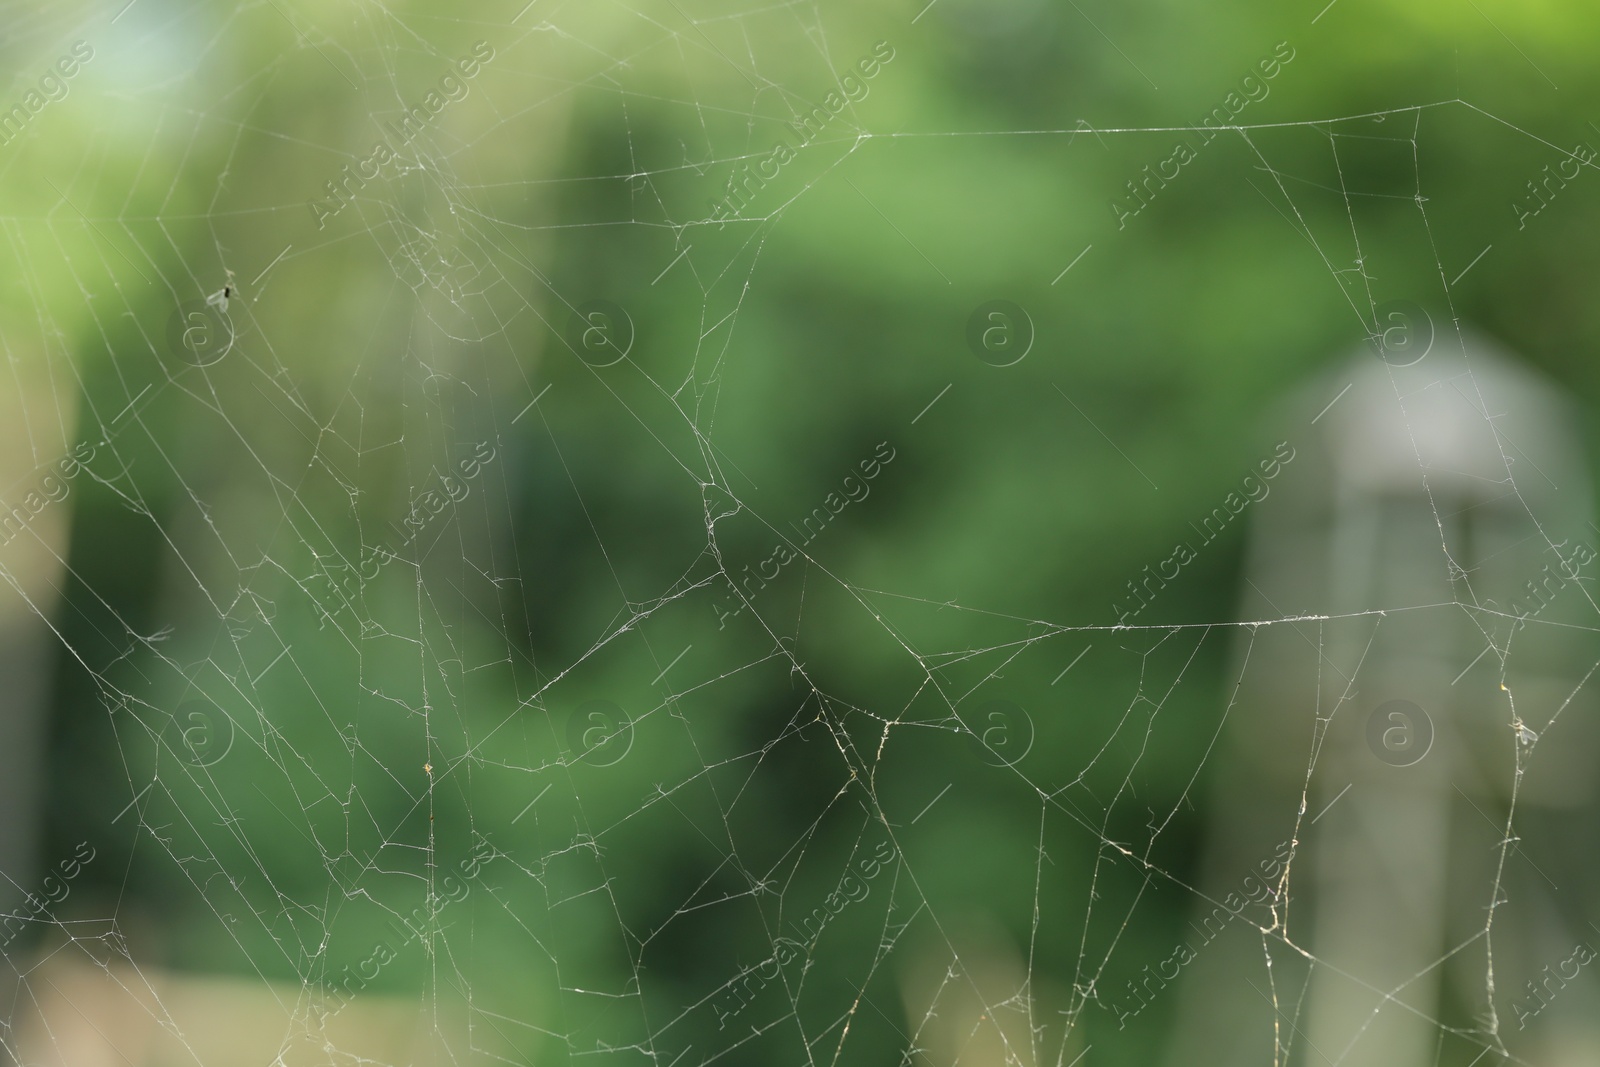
[1161,326,1600,1066]
[0,353,80,1064]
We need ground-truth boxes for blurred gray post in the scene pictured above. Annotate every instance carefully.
[0,363,79,1067]
[1160,325,1600,1066]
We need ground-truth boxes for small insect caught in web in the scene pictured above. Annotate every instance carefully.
[205,272,236,313]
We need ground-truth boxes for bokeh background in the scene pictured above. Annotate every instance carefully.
[1,1,1598,1065]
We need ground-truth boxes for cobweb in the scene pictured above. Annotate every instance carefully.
[0,2,1596,1066]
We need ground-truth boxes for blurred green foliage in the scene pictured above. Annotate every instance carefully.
[3,0,1596,1062]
